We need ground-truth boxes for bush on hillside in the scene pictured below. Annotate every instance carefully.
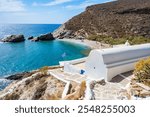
[88,35,150,45]
[134,58,150,87]
[39,66,49,75]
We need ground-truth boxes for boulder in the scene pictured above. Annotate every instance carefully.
[2,35,25,42]
[30,33,55,42]
[38,33,55,41]
[139,90,150,98]
[0,72,66,100]
[28,36,34,40]
[5,72,34,80]
[63,81,86,100]
[31,37,39,42]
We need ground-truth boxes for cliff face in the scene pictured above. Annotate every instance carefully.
[0,72,66,100]
[0,67,85,100]
[53,0,150,38]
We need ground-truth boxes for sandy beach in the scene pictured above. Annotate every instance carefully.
[57,38,111,49]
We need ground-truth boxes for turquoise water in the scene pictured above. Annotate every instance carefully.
[0,24,90,90]
[0,24,60,38]
[0,40,90,77]
[0,24,90,77]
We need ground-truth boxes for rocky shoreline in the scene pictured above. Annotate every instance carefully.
[1,66,149,100]
[1,0,150,100]
[0,35,149,100]
[1,35,25,42]
[0,66,87,100]
[4,72,35,80]
[0,33,54,43]
[29,33,55,42]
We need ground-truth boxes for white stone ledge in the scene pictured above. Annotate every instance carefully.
[107,55,150,68]
[59,57,87,66]
[48,71,71,99]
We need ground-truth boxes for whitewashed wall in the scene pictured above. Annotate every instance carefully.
[85,44,150,81]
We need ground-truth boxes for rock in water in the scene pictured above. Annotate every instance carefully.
[28,36,34,40]
[31,37,39,42]
[30,33,55,42]
[5,72,34,80]
[38,33,55,41]
[2,35,25,42]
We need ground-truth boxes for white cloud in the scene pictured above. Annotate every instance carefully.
[65,0,94,10]
[0,0,25,12]
[33,0,72,6]
[65,0,116,10]
[0,11,69,24]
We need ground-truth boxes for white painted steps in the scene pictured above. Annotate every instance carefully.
[49,69,87,84]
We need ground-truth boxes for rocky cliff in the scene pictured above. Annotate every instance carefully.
[0,67,86,100]
[53,0,150,39]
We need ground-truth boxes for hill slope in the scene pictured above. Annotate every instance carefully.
[53,0,150,39]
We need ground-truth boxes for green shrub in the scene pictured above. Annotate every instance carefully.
[134,58,150,86]
[88,35,150,45]
[39,66,49,75]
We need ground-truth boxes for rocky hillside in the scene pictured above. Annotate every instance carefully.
[53,0,150,39]
[0,67,86,100]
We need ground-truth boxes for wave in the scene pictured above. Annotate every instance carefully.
[0,79,13,91]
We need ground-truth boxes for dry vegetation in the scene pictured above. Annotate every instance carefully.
[133,58,150,87]
[0,73,66,100]
[0,69,87,100]
[88,35,150,45]
[126,58,150,99]
[63,81,86,100]
[60,0,150,40]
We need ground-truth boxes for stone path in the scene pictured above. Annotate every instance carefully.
[93,71,133,100]
[93,82,122,100]
[50,69,87,84]
[50,67,133,100]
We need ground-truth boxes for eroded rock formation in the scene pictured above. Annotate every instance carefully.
[31,33,55,42]
[1,35,25,42]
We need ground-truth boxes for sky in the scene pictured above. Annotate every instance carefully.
[0,0,114,24]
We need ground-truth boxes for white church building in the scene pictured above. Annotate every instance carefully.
[85,43,150,81]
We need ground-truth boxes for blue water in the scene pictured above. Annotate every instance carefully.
[0,24,90,76]
[0,24,60,38]
[0,24,90,90]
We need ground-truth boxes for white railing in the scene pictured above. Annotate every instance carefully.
[48,71,70,99]
[59,57,87,66]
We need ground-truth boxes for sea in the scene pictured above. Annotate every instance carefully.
[0,24,91,90]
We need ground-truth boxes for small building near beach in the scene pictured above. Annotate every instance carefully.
[85,44,150,81]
